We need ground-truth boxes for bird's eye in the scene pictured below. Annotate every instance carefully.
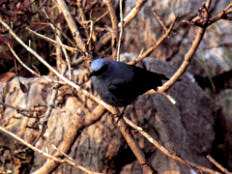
[93,64,108,76]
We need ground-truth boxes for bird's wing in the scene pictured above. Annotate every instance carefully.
[108,77,139,100]
[129,65,168,89]
[108,64,169,100]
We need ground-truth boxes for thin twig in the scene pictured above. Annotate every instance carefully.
[94,11,109,23]
[35,83,59,144]
[7,44,40,77]
[76,1,96,45]
[26,27,77,53]
[54,24,66,74]
[207,2,232,26]
[157,0,213,93]
[152,11,168,32]
[116,0,124,61]
[96,0,147,52]
[76,0,87,23]
[55,22,72,79]
[128,16,176,65]
[43,10,72,78]
[207,155,232,174]
[86,20,95,45]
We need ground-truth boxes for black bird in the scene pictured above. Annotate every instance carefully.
[90,58,168,107]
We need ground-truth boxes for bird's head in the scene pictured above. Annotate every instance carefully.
[89,58,109,77]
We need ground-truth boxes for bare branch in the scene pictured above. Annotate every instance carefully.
[157,1,213,93]
[157,0,232,94]
[0,126,101,174]
[76,0,87,23]
[54,0,87,52]
[120,0,147,27]
[8,44,40,77]
[152,11,168,32]
[97,0,147,53]
[207,155,232,174]
[55,22,72,79]
[26,27,77,53]
[117,118,155,172]
[123,117,221,174]
[207,2,232,26]
[128,16,176,65]
[158,27,205,93]
[34,104,107,173]
[117,0,124,61]
[104,0,119,58]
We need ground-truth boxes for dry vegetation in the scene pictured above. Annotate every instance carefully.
[0,0,232,174]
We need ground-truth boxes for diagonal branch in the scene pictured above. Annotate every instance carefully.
[158,0,212,93]
[8,44,41,77]
[123,117,221,174]
[0,126,102,174]
[119,0,147,27]
[128,16,176,65]
[54,0,87,52]
[158,27,205,92]
[207,155,232,174]
[207,2,232,26]
[34,104,105,173]
[117,118,154,172]
[26,27,77,53]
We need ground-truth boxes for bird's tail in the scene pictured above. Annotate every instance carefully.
[157,73,169,81]
[151,73,169,89]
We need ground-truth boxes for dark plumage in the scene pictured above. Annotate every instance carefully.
[90,58,168,107]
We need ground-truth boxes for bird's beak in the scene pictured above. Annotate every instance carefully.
[88,71,94,78]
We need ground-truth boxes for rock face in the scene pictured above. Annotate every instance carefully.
[215,89,232,170]
[122,57,215,174]
[0,58,215,174]
[124,0,232,76]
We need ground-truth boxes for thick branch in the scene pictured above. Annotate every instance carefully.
[158,27,205,92]
[34,104,105,174]
[0,126,101,174]
[117,118,154,172]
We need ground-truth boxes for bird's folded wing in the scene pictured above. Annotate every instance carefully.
[108,79,134,97]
